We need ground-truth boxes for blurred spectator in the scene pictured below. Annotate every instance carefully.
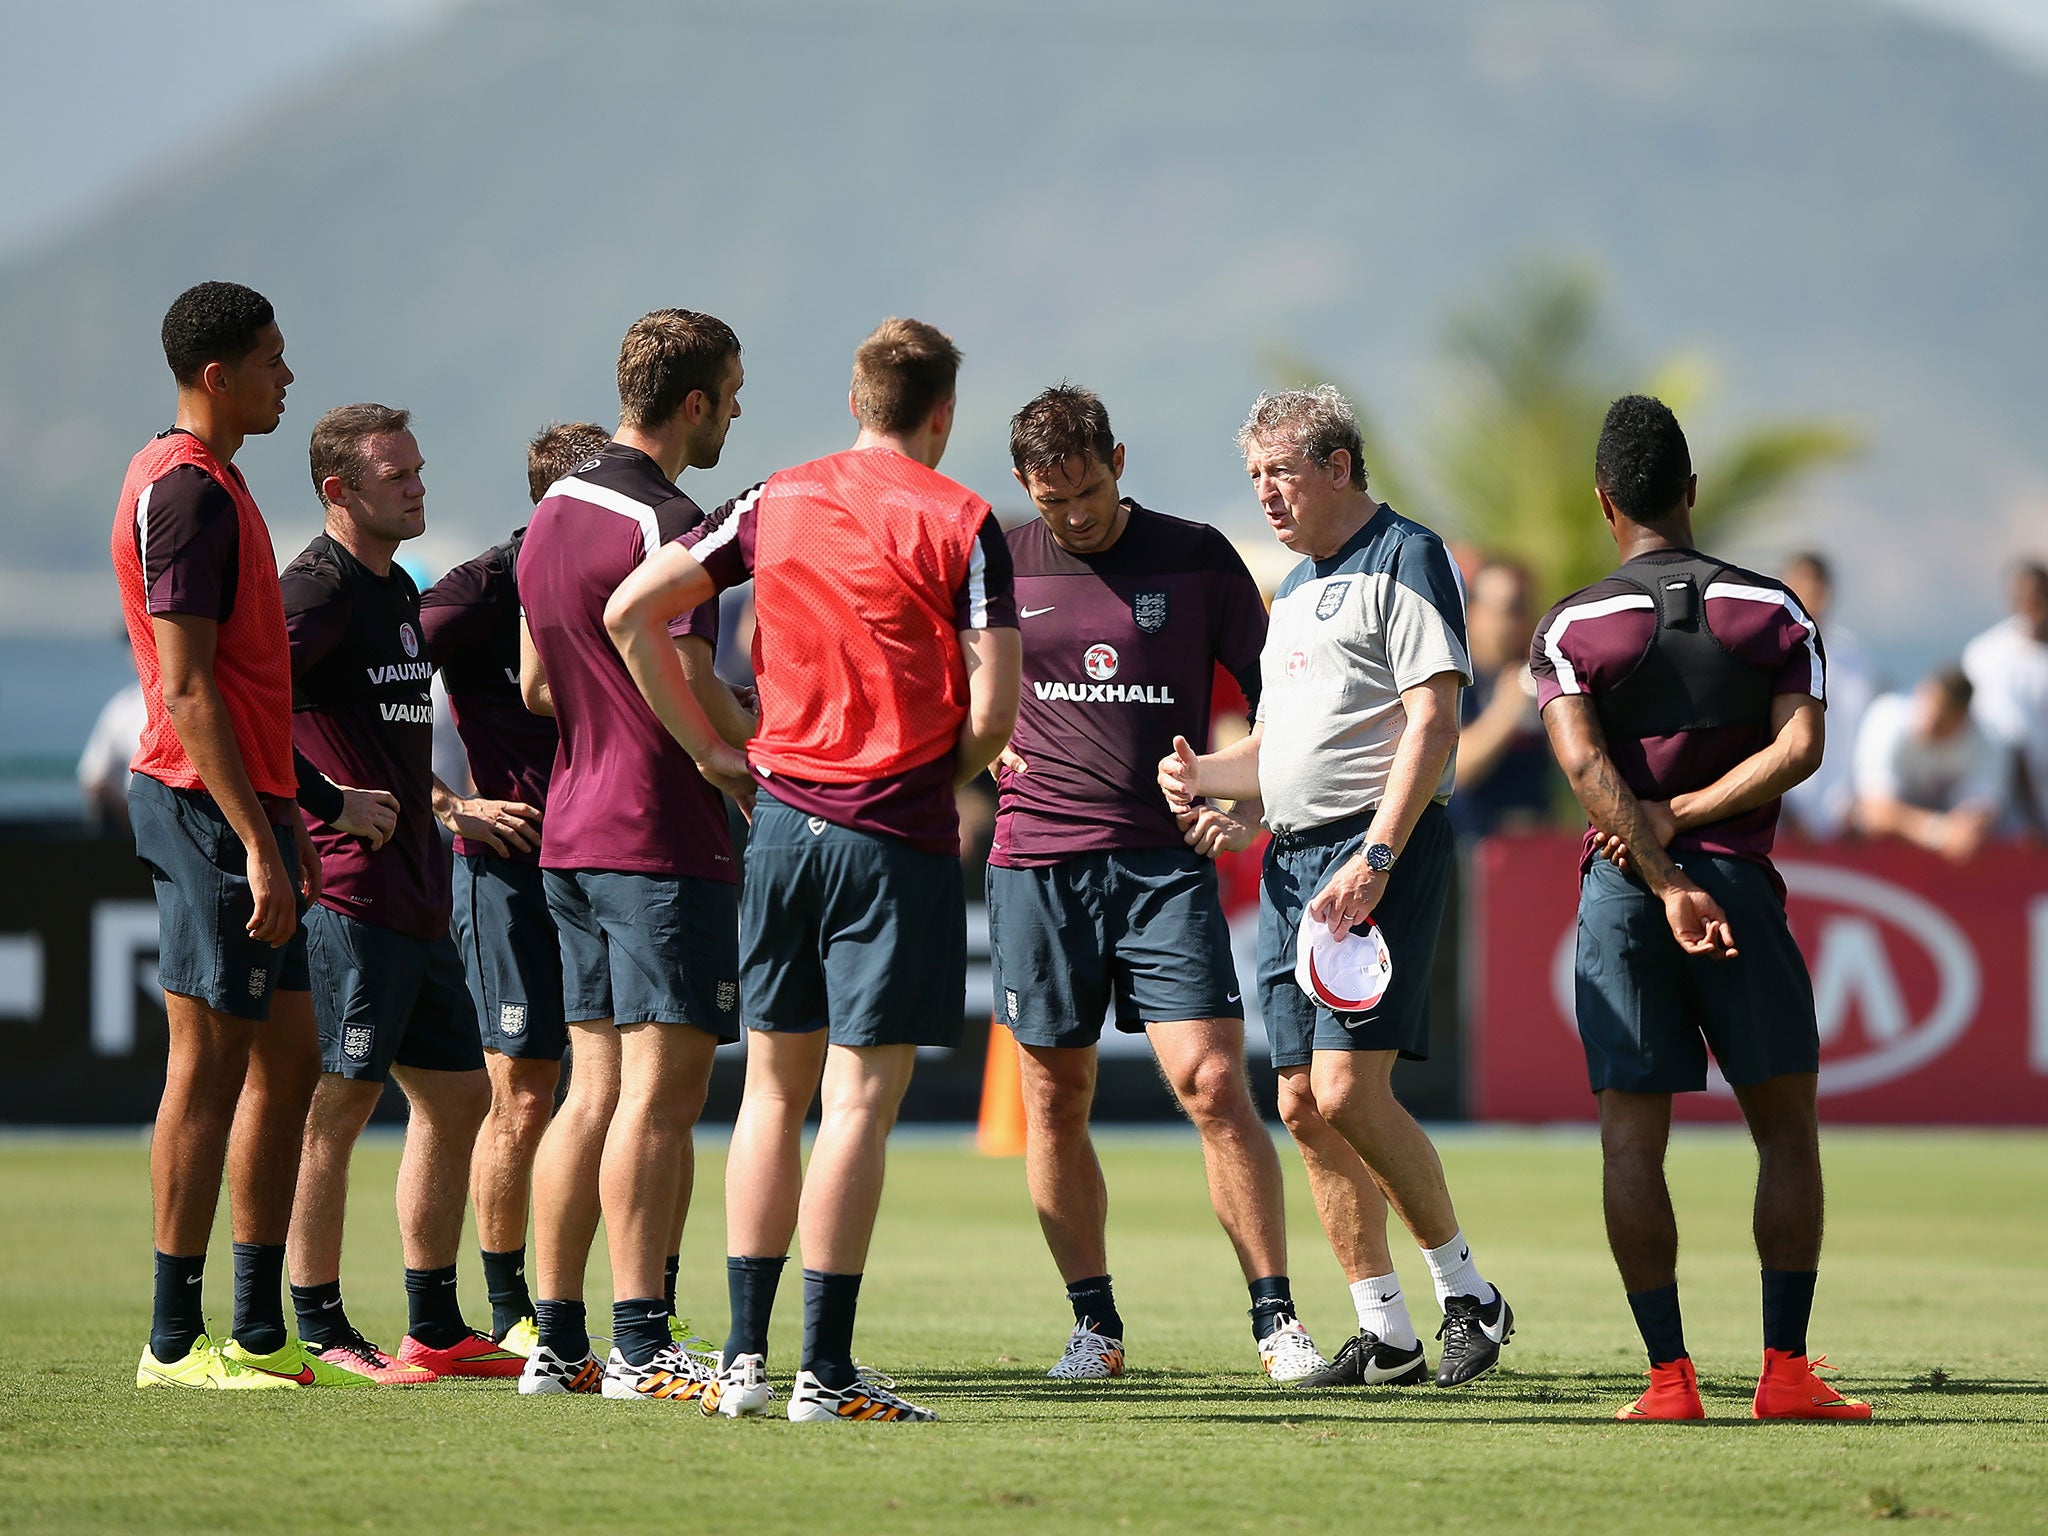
[1852,666,2000,862]
[76,680,147,833]
[1779,551,1875,839]
[1450,558,1553,836]
[1961,560,2048,837]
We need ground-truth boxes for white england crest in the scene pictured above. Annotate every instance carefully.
[1132,590,1168,633]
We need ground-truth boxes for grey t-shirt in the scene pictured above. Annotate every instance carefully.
[1256,505,1471,835]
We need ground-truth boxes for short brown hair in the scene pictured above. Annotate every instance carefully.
[310,402,412,505]
[526,420,610,503]
[1010,383,1115,480]
[616,309,740,431]
[851,318,961,434]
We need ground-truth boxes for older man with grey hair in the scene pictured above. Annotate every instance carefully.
[1159,385,1514,1390]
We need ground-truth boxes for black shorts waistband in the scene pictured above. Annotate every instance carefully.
[1269,806,1378,852]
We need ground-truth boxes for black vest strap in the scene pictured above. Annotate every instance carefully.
[1592,554,1777,742]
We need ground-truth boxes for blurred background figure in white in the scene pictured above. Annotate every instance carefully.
[1851,665,2001,862]
[1779,552,1874,841]
[1961,560,2048,840]
[75,679,147,834]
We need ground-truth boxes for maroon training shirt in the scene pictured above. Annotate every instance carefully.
[517,442,733,882]
[991,501,1266,867]
[282,533,447,939]
[1531,548,1826,883]
[420,528,557,863]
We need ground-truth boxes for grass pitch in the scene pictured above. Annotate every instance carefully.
[1,1127,2043,1534]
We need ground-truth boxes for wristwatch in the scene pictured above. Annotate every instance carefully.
[1364,842,1397,873]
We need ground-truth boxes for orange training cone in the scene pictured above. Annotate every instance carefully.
[976,1017,1027,1157]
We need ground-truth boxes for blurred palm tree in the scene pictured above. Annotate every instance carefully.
[1271,260,1860,602]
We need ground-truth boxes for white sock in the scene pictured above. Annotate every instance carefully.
[1422,1228,1496,1307]
[1348,1272,1419,1349]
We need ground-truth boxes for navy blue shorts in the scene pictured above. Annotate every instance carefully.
[1257,802,1452,1070]
[304,905,483,1082]
[544,867,740,1041]
[987,847,1243,1049]
[452,851,567,1061]
[129,773,308,1021]
[1574,853,1819,1094]
[741,792,965,1049]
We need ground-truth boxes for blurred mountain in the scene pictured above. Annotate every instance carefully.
[1,0,2042,670]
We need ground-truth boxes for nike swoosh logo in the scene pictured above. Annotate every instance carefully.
[1458,1248,1470,1263]
[1226,992,1241,1003]
[185,1275,203,1285]
[247,1363,317,1385]
[1020,605,1056,619]
[321,1298,343,1309]
[1375,1294,1399,1304]
[1478,1309,1510,1344]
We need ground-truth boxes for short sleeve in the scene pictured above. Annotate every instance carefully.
[1703,578,1827,703]
[683,483,763,594]
[139,464,240,622]
[280,558,351,678]
[1381,534,1471,693]
[418,557,496,665]
[954,512,1017,630]
[1207,530,1268,714]
[1531,581,1656,711]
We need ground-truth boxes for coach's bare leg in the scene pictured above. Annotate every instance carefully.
[1275,1064,1394,1280]
[390,1065,491,1270]
[601,1022,718,1299]
[1018,1042,1108,1280]
[153,992,253,1255]
[532,1022,619,1300]
[800,1043,918,1271]
[1731,1073,1823,1272]
[471,1054,559,1255]
[1150,1019,1288,1280]
[1597,1089,1677,1291]
[286,1075,383,1286]
[1309,1049,1459,1248]
[228,989,320,1245]
[725,1029,829,1258]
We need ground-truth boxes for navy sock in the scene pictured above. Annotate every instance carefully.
[480,1248,532,1339]
[404,1264,469,1350]
[801,1269,863,1391]
[1626,1283,1688,1366]
[612,1296,673,1368]
[534,1298,588,1361]
[291,1279,351,1349]
[724,1255,787,1364]
[1761,1269,1818,1356]
[664,1253,681,1316]
[1065,1275,1123,1340]
[229,1242,287,1354]
[1248,1275,1296,1343]
[150,1251,207,1362]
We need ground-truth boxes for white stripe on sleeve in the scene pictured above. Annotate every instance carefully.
[691,484,762,565]
[963,527,991,629]
[553,476,662,565]
[1704,581,1826,702]
[1539,592,1655,695]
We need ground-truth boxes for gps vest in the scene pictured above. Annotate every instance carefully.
[1593,552,1776,752]
[112,431,297,799]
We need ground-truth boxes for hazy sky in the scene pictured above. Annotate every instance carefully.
[0,0,2041,261]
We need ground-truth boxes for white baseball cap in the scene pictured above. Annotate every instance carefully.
[1295,912,1394,1014]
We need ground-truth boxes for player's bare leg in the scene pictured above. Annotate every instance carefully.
[471,1055,559,1257]
[390,1065,491,1272]
[1149,1019,1286,1281]
[799,1044,917,1272]
[1017,1042,1108,1280]
[725,1028,830,1259]
[153,993,253,1258]
[286,1075,383,1289]
[229,991,320,1248]
[1596,1089,1678,1292]
[531,1022,620,1303]
[595,1021,717,1384]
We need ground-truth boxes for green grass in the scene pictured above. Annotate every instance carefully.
[2,1128,2044,1534]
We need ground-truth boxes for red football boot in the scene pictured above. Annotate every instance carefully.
[1616,1356,1705,1421]
[398,1328,526,1379]
[1751,1350,1872,1420]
